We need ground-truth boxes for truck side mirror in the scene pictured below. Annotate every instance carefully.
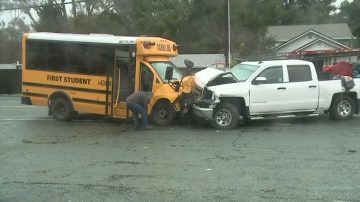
[252,77,267,85]
[165,66,173,81]
[184,59,194,69]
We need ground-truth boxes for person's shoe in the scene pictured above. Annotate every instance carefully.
[139,125,152,130]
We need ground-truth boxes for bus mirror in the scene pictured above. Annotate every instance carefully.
[165,66,173,81]
[184,59,194,69]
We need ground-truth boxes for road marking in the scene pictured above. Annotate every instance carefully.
[0,118,53,121]
[274,123,292,126]
[0,106,42,108]
[0,118,103,122]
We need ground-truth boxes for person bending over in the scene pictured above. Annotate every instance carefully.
[126,91,153,129]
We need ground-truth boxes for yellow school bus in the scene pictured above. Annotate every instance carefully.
[21,32,195,125]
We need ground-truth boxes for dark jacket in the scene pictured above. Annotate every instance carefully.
[126,91,153,107]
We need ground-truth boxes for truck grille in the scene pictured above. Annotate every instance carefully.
[191,85,213,107]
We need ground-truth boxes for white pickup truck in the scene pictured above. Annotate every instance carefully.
[192,60,360,129]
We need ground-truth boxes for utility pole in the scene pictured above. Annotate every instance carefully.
[224,0,231,70]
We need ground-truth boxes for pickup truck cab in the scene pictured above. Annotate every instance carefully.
[193,60,360,129]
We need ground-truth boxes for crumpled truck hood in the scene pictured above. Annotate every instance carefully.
[207,82,249,97]
[194,67,249,99]
[194,67,225,88]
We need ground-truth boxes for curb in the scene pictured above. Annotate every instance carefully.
[0,94,21,97]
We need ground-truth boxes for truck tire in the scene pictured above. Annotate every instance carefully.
[151,100,176,126]
[329,95,355,120]
[50,97,73,121]
[211,103,239,129]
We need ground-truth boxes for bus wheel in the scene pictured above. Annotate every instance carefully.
[151,100,176,126]
[50,97,73,121]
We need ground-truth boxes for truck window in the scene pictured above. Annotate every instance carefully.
[287,65,312,82]
[230,63,260,81]
[257,66,283,84]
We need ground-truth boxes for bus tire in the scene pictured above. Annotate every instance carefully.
[329,95,354,120]
[50,97,73,121]
[151,100,176,126]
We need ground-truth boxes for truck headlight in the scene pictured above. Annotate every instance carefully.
[209,91,219,108]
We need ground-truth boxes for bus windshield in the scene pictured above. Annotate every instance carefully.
[150,61,183,81]
[230,63,260,81]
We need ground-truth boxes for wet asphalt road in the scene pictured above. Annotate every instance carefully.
[1,95,360,202]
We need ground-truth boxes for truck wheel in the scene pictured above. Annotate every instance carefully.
[330,95,355,120]
[211,103,239,129]
[151,100,176,126]
[50,97,73,121]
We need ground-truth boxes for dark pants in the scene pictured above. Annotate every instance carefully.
[126,102,148,129]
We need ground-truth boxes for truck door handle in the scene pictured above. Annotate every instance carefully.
[277,87,286,90]
[309,85,317,88]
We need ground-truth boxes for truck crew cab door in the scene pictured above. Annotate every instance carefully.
[249,65,289,114]
[282,64,318,112]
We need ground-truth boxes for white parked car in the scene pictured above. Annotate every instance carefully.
[192,60,360,129]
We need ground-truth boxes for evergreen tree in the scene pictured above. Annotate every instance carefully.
[336,0,360,46]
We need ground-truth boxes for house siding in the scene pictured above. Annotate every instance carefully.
[274,33,322,53]
[301,42,339,51]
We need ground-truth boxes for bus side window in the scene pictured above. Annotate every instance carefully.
[140,63,154,92]
[48,42,66,71]
[26,40,47,69]
[90,45,114,75]
[65,43,89,73]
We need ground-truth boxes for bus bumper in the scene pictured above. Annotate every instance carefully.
[21,96,32,105]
